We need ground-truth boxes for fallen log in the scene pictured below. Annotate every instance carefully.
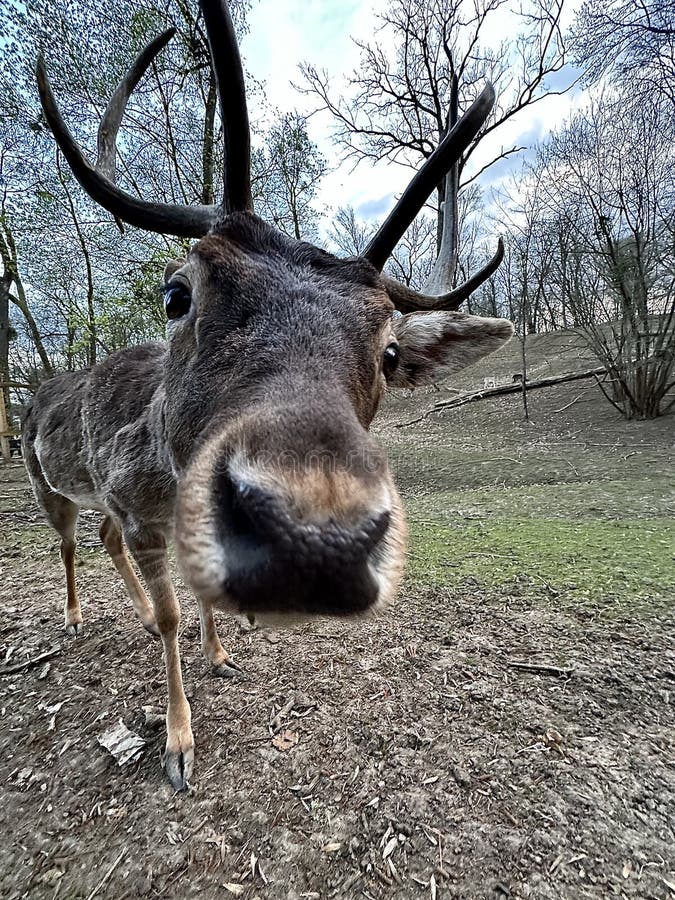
[397,366,607,427]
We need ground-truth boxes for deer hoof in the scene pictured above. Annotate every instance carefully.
[212,661,240,678]
[162,744,194,791]
[65,622,84,637]
[142,619,161,638]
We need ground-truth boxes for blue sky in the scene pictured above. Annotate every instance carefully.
[242,0,586,231]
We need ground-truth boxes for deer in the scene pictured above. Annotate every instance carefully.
[23,0,513,790]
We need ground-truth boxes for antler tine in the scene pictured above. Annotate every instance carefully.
[381,238,505,313]
[36,35,217,237]
[200,0,253,214]
[96,28,176,181]
[363,83,495,271]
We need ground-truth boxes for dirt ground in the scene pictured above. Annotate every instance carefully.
[1,368,674,899]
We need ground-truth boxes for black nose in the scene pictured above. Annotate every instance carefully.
[213,467,390,616]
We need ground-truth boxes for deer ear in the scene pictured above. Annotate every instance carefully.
[389,310,513,388]
[163,258,187,283]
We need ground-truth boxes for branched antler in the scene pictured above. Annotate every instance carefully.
[363,83,495,271]
[36,0,251,236]
[37,0,503,307]
[381,238,505,312]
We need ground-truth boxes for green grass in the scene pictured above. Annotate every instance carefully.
[406,515,675,612]
[384,381,674,616]
[406,475,675,521]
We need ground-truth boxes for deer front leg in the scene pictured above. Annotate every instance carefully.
[61,536,83,636]
[198,600,241,678]
[124,528,194,790]
[100,516,159,637]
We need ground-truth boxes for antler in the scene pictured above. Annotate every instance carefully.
[96,28,175,182]
[364,83,504,311]
[381,238,504,312]
[363,83,495,271]
[36,0,252,237]
[201,0,253,214]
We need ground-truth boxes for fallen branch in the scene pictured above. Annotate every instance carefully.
[270,696,295,733]
[0,646,61,676]
[397,366,607,426]
[505,660,574,678]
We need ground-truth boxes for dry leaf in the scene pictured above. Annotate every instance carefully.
[622,862,632,879]
[322,842,342,853]
[272,729,298,752]
[546,728,564,745]
[383,837,398,859]
[98,720,145,766]
[40,869,63,886]
[223,883,245,896]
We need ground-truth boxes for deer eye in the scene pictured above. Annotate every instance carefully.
[164,283,192,320]
[383,343,400,378]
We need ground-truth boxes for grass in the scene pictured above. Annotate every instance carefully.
[405,515,675,612]
[382,371,675,616]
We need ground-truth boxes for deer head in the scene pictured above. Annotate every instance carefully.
[36,0,513,621]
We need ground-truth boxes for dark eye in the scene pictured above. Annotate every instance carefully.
[164,283,192,320]
[383,343,400,378]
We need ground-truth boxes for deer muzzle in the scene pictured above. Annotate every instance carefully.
[174,424,406,621]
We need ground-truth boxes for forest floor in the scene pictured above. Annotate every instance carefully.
[1,336,674,899]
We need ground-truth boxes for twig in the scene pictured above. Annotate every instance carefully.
[0,646,61,676]
[505,660,573,677]
[553,390,593,413]
[463,551,517,561]
[86,847,127,900]
[270,697,295,733]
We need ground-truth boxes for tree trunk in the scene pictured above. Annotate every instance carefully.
[424,75,459,295]
[57,154,97,367]
[0,282,9,418]
[202,72,217,206]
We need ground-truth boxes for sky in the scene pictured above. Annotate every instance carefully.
[240,0,586,234]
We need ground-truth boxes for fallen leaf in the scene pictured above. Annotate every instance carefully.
[383,836,398,859]
[546,728,564,745]
[272,729,298,752]
[322,842,342,853]
[98,720,145,766]
[223,883,245,896]
[622,862,632,879]
[40,869,63,886]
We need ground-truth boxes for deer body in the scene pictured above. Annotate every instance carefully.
[25,345,171,523]
[28,1,514,789]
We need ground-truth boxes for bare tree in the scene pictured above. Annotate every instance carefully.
[302,0,569,291]
[534,93,674,418]
[253,113,326,241]
[570,0,675,105]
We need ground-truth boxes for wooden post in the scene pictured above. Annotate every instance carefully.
[0,373,10,464]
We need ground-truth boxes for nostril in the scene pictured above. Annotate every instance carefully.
[362,509,390,555]
[214,466,281,542]
[214,466,252,538]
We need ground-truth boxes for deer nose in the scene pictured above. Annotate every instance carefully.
[213,468,390,615]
